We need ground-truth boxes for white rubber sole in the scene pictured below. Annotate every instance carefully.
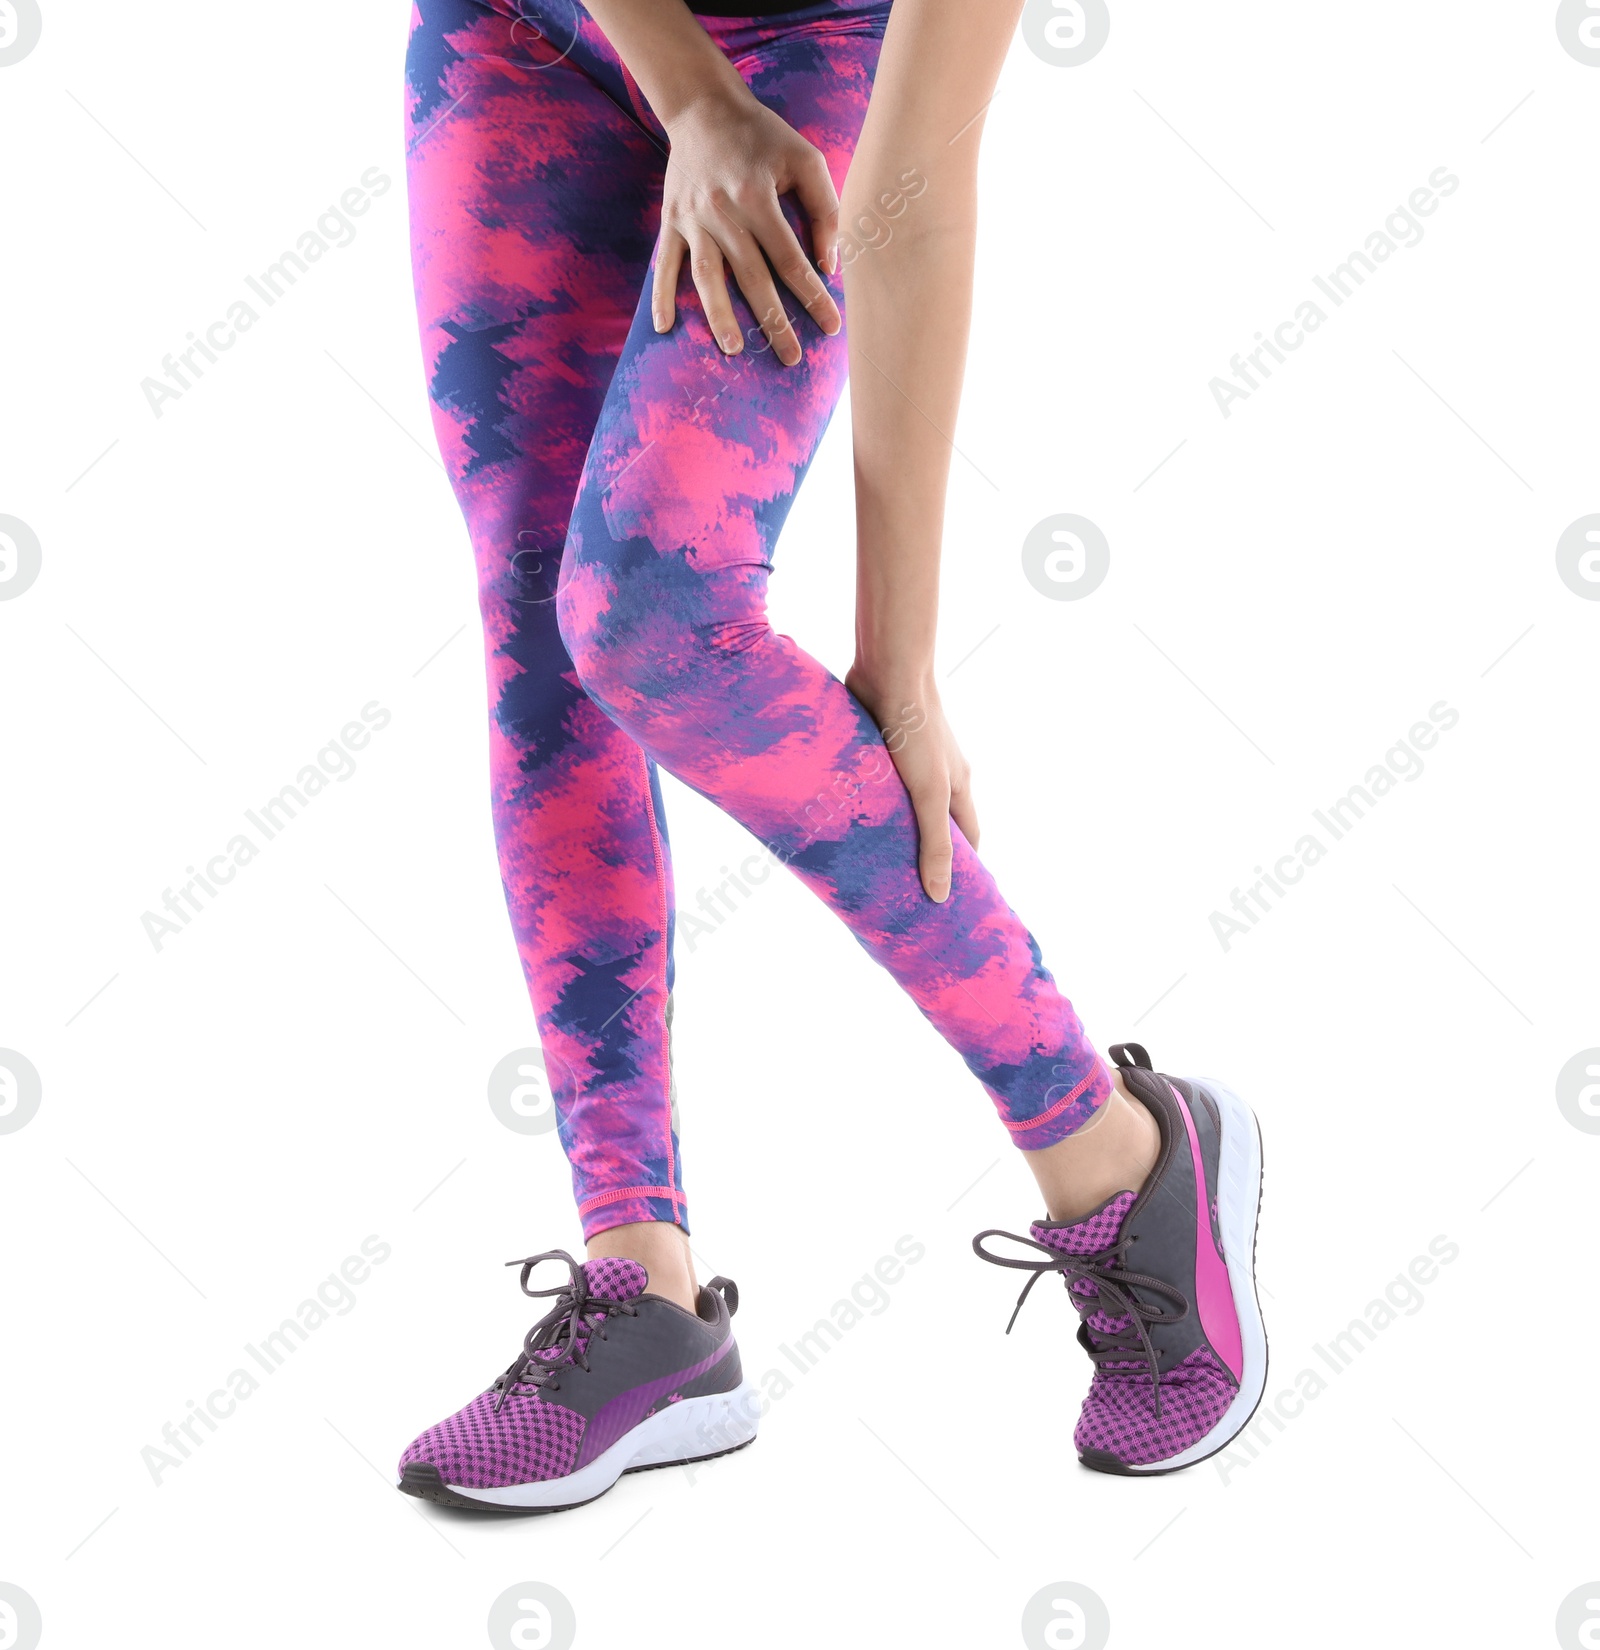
[1118,1079,1268,1474]
[449,1381,761,1509]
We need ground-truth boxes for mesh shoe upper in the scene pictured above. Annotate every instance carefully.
[1070,1346,1236,1463]
[400,1388,589,1489]
[974,1048,1248,1470]
[1032,1201,1238,1467]
[399,1256,649,1489]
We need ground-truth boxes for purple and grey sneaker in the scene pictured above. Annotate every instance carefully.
[397,1250,757,1511]
[974,1043,1267,1475]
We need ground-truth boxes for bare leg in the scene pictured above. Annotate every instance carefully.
[587,1221,699,1312]
[1022,1070,1160,1222]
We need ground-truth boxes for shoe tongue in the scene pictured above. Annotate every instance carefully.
[1031,1190,1136,1255]
[581,1256,649,1302]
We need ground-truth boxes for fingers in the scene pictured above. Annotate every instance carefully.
[749,190,841,341]
[949,772,980,855]
[686,230,744,356]
[912,785,955,904]
[652,229,686,334]
[685,219,797,362]
[792,146,842,284]
[719,220,803,366]
[661,147,841,364]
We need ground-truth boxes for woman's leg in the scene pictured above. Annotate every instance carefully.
[557,14,1117,1171]
[406,2,696,1265]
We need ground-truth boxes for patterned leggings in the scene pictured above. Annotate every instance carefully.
[404,0,1110,1238]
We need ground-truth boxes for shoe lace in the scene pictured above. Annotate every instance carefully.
[491,1249,639,1413]
[972,1228,1188,1417]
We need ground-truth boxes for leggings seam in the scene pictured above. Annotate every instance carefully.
[640,749,677,1206]
[729,17,888,71]
[578,1184,684,1215]
[1001,1065,1103,1134]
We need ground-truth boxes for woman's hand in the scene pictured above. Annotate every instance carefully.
[652,88,842,366]
[845,667,979,904]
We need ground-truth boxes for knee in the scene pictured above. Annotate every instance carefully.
[555,551,654,713]
[553,563,591,682]
[556,522,764,723]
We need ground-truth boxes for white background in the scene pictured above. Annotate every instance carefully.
[2,2,1597,1646]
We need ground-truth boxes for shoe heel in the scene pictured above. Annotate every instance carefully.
[627,1381,761,1469]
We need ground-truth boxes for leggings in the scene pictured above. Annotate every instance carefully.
[404,0,1110,1238]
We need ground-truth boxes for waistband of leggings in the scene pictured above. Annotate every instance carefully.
[690,1,893,55]
[688,1,892,17]
[480,2,891,69]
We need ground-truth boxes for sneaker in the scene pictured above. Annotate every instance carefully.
[973,1043,1267,1474]
[397,1250,758,1511]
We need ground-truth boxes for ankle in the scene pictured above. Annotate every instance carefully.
[586,1221,699,1313]
[1026,1074,1160,1223]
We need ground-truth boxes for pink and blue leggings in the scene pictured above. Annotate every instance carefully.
[404,0,1111,1238]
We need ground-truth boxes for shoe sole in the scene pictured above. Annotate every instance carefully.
[396,1380,761,1513]
[1080,1078,1269,1477]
